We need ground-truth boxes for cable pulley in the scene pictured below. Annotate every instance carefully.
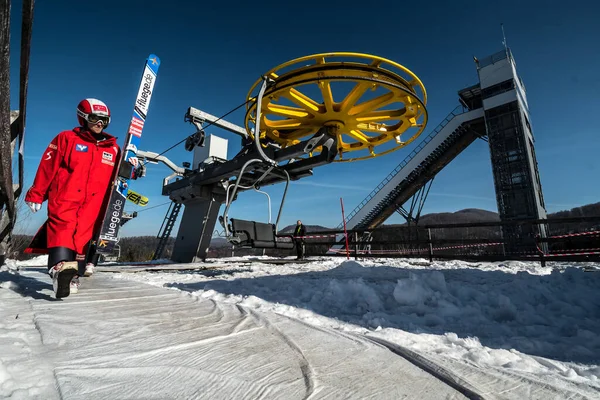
[184,130,205,151]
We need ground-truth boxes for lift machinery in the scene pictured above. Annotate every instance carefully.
[142,53,428,262]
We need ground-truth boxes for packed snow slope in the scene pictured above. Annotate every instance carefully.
[1,255,599,399]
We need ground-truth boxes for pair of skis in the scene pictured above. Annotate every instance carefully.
[95,54,160,254]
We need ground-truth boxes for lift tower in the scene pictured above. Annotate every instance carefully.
[335,48,547,255]
[475,49,548,250]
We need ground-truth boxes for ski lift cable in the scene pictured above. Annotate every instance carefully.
[134,201,172,213]
[139,98,252,168]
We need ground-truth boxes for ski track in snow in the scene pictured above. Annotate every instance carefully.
[1,255,600,399]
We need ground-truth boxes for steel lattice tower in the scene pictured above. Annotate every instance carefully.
[476,49,548,252]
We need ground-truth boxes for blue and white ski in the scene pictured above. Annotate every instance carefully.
[96,54,160,254]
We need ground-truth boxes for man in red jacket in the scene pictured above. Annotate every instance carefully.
[25,98,138,298]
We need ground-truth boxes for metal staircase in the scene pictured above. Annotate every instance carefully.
[152,201,183,260]
[338,105,486,231]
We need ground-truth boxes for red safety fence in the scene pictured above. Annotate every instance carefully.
[535,236,600,258]
[291,216,600,264]
[548,230,600,239]
[293,234,338,239]
[528,251,600,258]
[431,242,503,251]
[327,241,504,256]
[324,237,600,262]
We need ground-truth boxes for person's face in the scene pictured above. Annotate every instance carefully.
[297,220,301,225]
[87,120,104,134]
[86,113,109,134]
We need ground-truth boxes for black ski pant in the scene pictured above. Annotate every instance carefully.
[295,240,305,259]
[47,247,75,271]
[47,244,99,275]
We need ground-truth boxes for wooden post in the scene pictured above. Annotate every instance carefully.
[16,0,35,198]
[0,0,34,265]
[0,0,15,227]
[0,0,11,265]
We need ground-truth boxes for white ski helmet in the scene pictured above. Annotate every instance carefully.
[77,98,111,128]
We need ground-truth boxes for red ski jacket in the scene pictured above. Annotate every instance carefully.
[25,127,121,255]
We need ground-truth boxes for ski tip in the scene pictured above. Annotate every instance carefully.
[147,54,161,69]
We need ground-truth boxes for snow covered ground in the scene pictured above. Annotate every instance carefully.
[1,255,599,399]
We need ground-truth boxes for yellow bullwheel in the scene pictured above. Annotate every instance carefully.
[245,52,428,162]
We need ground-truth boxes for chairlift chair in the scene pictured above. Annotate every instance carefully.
[219,77,294,249]
[219,160,294,250]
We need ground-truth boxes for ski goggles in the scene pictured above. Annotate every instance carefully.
[87,114,110,126]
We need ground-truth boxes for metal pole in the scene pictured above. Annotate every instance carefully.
[253,77,277,166]
[354,231,358,260]
[221,158,262,236]
[273,169,290,233]
[428,228,433,262]
[535,234,546,268]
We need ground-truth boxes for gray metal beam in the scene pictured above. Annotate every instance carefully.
[136,149,186,175]
[187,107,248,138]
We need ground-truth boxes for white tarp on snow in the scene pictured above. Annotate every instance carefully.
[1,256,599,399]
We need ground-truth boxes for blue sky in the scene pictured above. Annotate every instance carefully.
[8,0,600,237]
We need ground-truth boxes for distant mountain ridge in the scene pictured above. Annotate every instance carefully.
[393,202,600,226]
[387,208,500,227]
[275,209,500,234]
[273,202,600,233]
[278,224,333,234]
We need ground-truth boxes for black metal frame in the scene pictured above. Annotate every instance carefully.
[162,77,339,250]
[162,127,338,196]
[395,178,434,225]
[153,201,182,260]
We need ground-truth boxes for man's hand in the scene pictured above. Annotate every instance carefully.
[26,202,41,213]
[128,157,139,167]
